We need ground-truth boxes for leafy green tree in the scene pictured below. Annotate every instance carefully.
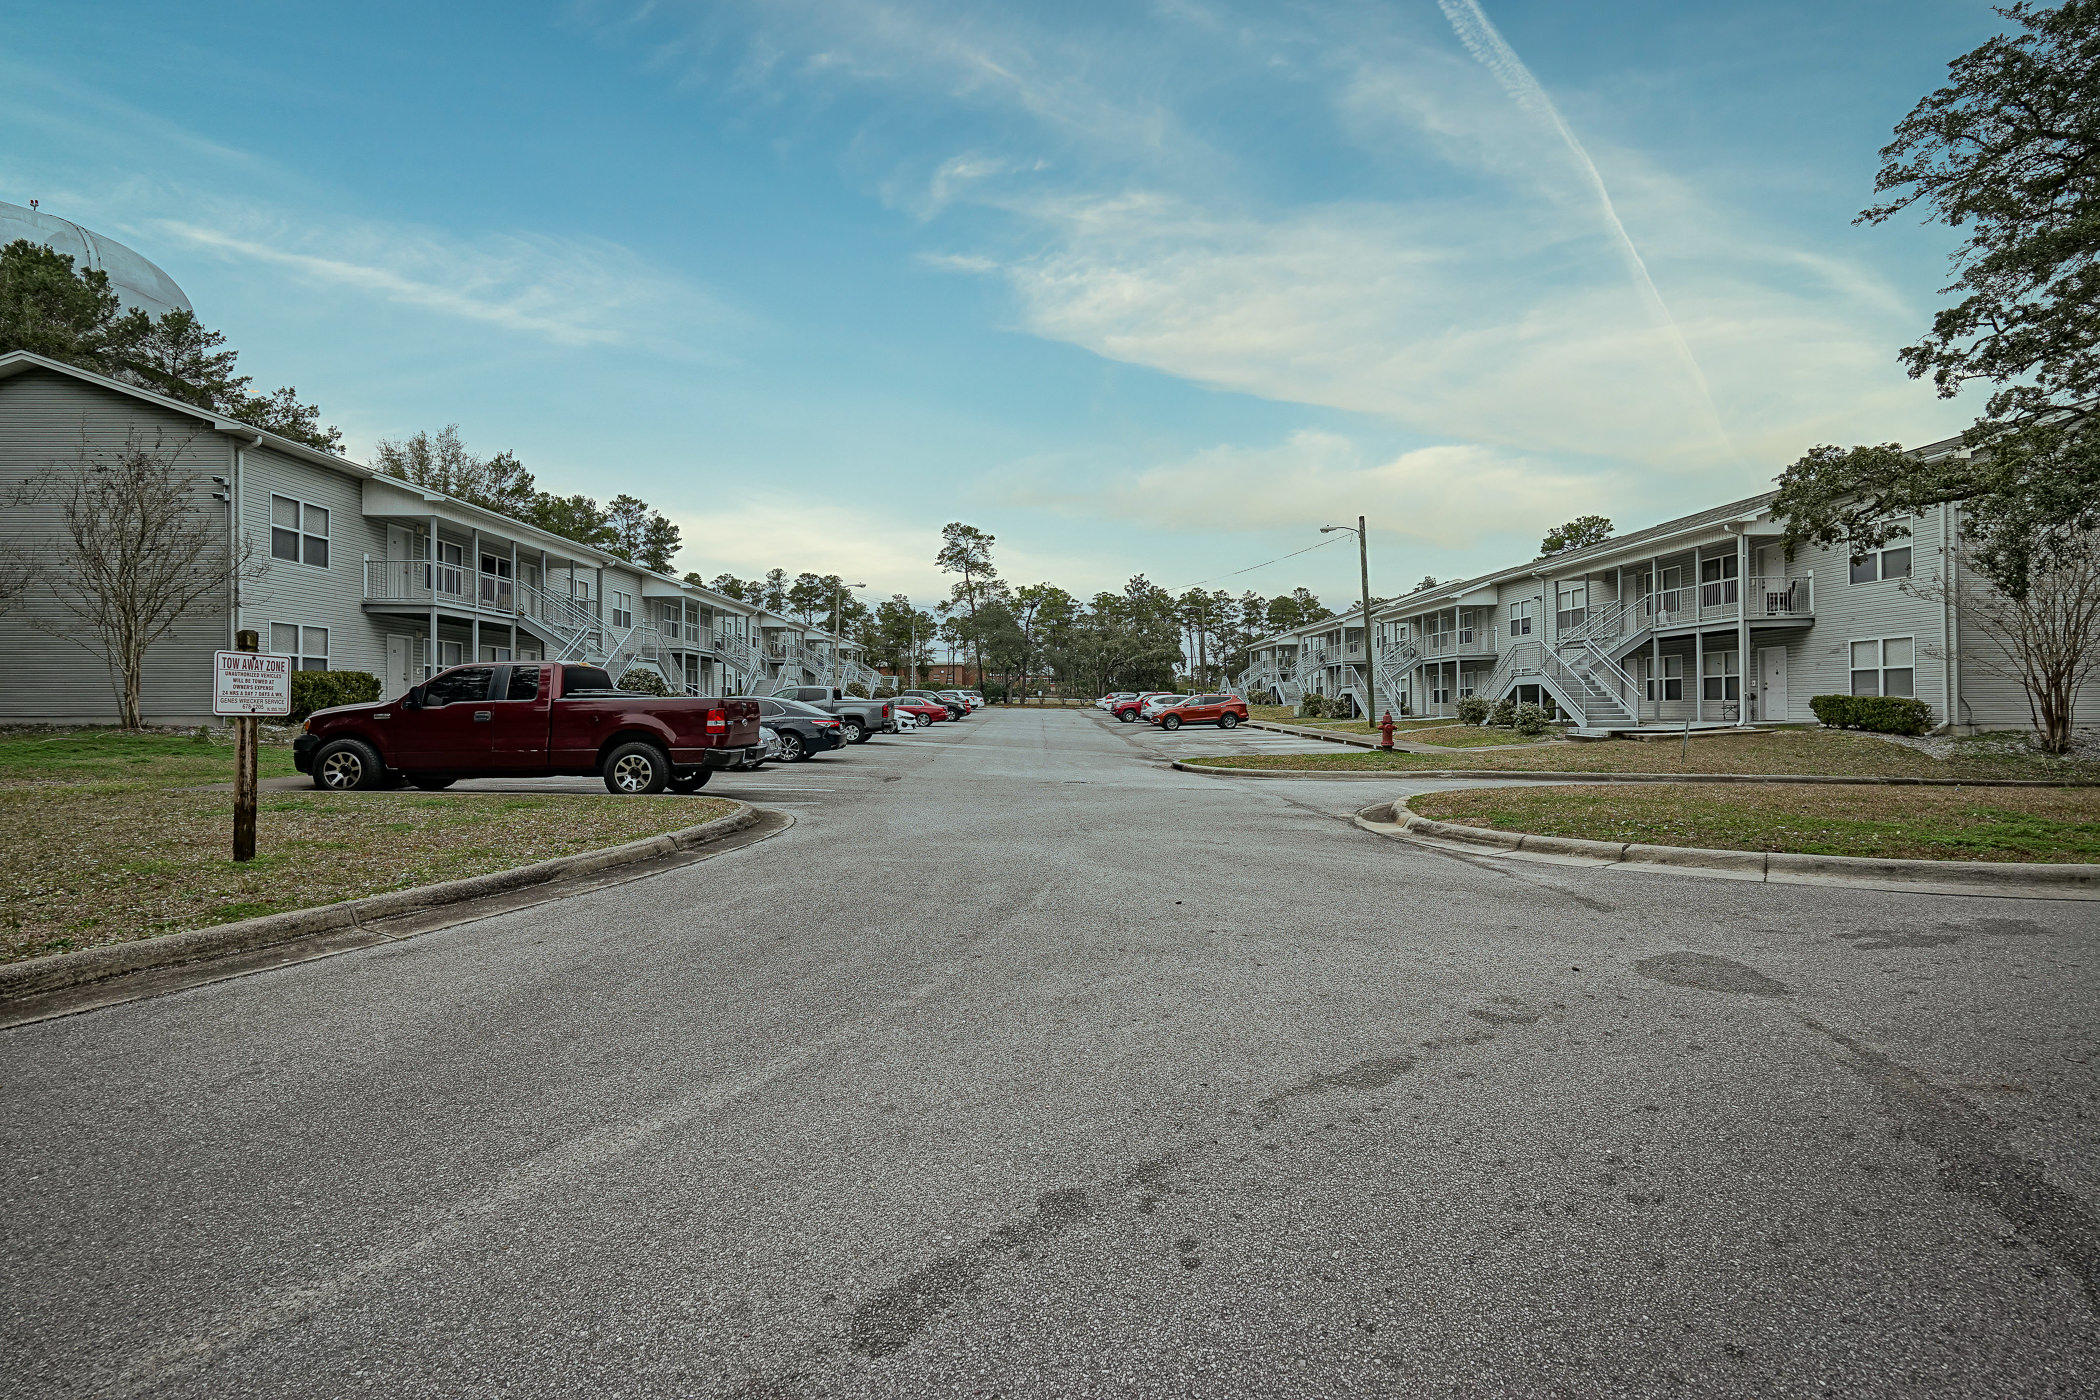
[761,568,790,613]
[787,571,832,626]
[519,493,612,549]
[1540,515,1614,555]
[1775,0,2099,595]
[936,521,1000,681]
[603,494,681,572]
[0,239,341,450]
[1264,587,1332,633]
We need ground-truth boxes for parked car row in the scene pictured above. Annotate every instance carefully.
[1094,690,1248,729]
[295,661,990,794]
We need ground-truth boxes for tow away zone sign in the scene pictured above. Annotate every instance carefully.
[213,650,292,716]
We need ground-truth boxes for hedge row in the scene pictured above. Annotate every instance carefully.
[289,669,382,720]
[1809,693,1935,736]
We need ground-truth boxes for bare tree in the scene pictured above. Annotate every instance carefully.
[29,430,260,728]
[1909,534,2100,755]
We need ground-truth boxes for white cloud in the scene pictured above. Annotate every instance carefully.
[141,198,732,354]
[1002,429,1603,550]
[611,0,1966,478]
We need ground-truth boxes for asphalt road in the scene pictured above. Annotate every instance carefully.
[5,707,2096,1398]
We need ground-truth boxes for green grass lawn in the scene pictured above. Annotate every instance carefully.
[1409,783,2100,862]
[1246,708,1457,735]
[0,727,737,965]
[1182,726,2100,781]
[1391,724,1552,748]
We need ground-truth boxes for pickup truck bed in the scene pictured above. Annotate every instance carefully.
[295,662,763,794]
[775,686,893,742]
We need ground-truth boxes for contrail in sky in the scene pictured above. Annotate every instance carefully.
[1436,0,1737,461]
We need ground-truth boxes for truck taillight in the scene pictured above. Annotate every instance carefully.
[705,708,727,732]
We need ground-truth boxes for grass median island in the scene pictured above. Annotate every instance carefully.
[1246,707,1458,736]
[0,729,737,965]
[1409,783,2100,863]
[1183,726,2100,781]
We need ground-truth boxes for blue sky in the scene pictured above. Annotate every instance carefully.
[1,0,1997,610]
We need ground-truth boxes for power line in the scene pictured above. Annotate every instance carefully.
[1169,533,1348,593]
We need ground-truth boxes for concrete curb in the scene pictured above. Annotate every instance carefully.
[1247,719,1486,753]
[0,803,763,1004]
[1351,797,2100,898]
[1172,759,2096,787]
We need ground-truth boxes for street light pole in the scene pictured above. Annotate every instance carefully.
[1322,517,1378,725]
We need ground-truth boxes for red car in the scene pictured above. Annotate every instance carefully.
[896,699,948,725]
[1152,693,1248,730]
[1110,692,1173,722]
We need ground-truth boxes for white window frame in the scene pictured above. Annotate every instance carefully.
[269,494,330,569]
[1849,636,1916,698]
[1849,541,1913,585]
[267,621,329,672]
[611,590,634,629]
[1508,599,1535,637]
[1642,653,1684,702]
[1700,649,1740,702]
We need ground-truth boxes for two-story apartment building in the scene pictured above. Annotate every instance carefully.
[1239,447,2089,737]
[0,352,879,725]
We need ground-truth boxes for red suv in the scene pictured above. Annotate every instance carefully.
[1110,692,1172,722]
[1153,693,1248,730]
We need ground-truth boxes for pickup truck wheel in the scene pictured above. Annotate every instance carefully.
[843,719,867,744]
[312,738,383,791]
[1218,712,1240,729]
[667,770,712,793]
[409,775,456,790]
[603,741,671,794]
[777,731,808,762]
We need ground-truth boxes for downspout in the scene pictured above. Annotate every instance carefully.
[227,433,262,649]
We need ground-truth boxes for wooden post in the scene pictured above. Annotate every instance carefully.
[233,628,259,863]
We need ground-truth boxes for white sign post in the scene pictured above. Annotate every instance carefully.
[215,638,289,861]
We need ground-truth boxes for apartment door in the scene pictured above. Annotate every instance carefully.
[1756,646,1789,722]
[385,635,416,697]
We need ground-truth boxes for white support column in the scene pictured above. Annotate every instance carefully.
[1735,531,1751,725]
[427,513,439,679]
[470,527,481,662]
[1694,629,1704,723]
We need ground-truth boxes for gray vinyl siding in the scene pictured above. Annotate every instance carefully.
[0,369,231,724]
[239,442,387,684]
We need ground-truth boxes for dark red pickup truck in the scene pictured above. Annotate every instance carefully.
[294,663,763,794]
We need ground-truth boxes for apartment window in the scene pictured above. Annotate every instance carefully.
[1509,600,1535,637]
[267,623,328,672]
[1700,554,1739,607]
[427,639,465,675]
[1850,542,1912,584]
[1850,637,1915,697]
[1429,682,1450,704]
[1701,649,1740,702]
[269,495,329,568]
[570,577,592,602]
[479,644,513,662]
[1556,582,1588,633]
[611,590,634,629]
[1642,653,1684,701]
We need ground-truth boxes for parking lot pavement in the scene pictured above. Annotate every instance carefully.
[7,706,2096,1399]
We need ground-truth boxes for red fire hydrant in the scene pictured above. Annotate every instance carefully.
[1379,711,1396,750]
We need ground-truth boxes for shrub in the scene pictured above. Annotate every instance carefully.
[1300,691,1328,719]
[617,668,671,696]
[1810,693,1933,736]
[1488,696,1517,728]
[1455,695,1490,726]
[1513,701,1551,736]
[980,681,1009,703]
[845,682,870,698]
[289,669,381,720]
